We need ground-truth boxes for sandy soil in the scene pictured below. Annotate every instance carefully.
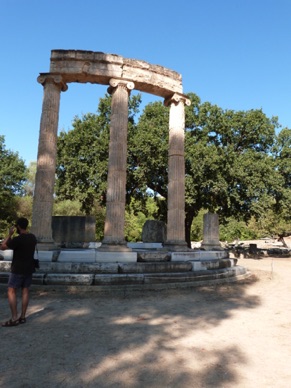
[1,256,291,388]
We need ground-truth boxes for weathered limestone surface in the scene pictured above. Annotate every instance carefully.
[31,74,67,247]
[201,212,222,250]
[52,216,96,247]
[49,50,183,98]
[141,220,167,243]
[100,79,134,250]
[164,94,190,249]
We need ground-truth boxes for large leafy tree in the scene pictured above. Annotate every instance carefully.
[0,135,27,232]
[56,93,141,213]
[128,100,169,220]
[22,161,37,196]
[129,93,281,245]
[271,127,291,224]
[184,95,280,244]
[56,111,109,213]
[56,92,288,246]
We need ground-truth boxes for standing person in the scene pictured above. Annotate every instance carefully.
[1,217,37,327]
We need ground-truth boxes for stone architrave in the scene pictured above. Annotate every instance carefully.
[99,79,134,251]
[31,74,67,249]
[201,212,222,250]
[164,94,190,251]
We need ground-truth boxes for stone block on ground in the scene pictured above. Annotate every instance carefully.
[141,220,166,243]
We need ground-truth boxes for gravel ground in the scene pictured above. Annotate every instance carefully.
[1,256,291,388]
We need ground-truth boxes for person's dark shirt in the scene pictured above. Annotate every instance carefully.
[7,233,37,275]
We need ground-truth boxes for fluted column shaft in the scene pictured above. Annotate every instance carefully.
[31,74,67,248]
[164,94,190,249]
[101,79,134,250]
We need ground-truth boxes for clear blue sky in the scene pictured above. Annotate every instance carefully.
[1,0,291,165]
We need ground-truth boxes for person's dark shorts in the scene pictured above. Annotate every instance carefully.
[8,273,33,288]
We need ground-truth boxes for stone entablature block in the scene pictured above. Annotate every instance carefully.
[49,49,183,98]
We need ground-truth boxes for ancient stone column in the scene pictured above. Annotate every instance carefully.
[100,79,134,251]
[164,93,190,251]
[31,74,68,249]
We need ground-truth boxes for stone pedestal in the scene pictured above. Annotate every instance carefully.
[52,216,96,248]
[142,220,166,243]
[201,212,222,250]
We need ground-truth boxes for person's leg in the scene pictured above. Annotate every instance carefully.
[7,287,18,321]
[19,274,33,322]
[20,287,29,319]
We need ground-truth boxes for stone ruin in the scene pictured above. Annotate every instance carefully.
[52,216,96,248]
[0,50,251,288]
[31,49,190,255]
[141,220,167,243]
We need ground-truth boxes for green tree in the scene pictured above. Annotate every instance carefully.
[56,92,287,247]
[53,199,106,241]
[128,100,169,220]
[271,127,291,223]
[23,161,37,196]
[184,95,280,245]
[0,135,27,235]
[56,111,109,213]
[53,199,85,216]
[219,217,259,242]
[56,93,142,214]
[16,196,33,222]
[124,197,162,242]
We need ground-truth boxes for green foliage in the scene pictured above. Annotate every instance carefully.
[0,136,27,195]
[89,201,106,241]
[184,94,281,245]
[249,209,291,238]
[0,135,27,235]
[0,200,17,239]
[190,210,261,243]
[56,114,109,213]
[124,196,163,242]
[53,200,85,216]
[219,218,259,242]
[23,161,36,196]
[15,196,33,221]
[51,91,291,245]
[127,100,169,224]
[125,210,147,242]
[56,93,142,214]
[53,199,105,241]
[271,127,291,222]
[128,101,169,198]
[190,209,208,241]
[56,97,111,213]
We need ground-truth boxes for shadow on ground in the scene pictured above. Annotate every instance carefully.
[0,277,260,387]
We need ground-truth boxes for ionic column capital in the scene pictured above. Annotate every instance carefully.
[37,73,68,92]
[107,78,135,94]
[164,93,191,107]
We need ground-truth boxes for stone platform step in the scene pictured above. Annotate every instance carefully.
[0,247,247,291]
[0,266,248,286]
[137,251,170,262]
[0,258,236,275]
[0,263,249,291]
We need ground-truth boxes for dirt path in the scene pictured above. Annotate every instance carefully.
[1,257,291,387]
